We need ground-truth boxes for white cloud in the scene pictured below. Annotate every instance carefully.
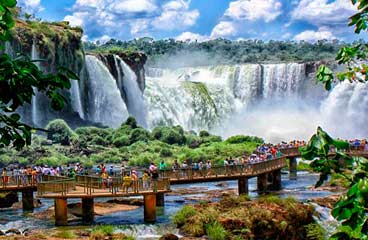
[152,1,199,30]
[291,0,356,26]
[176,32,208,42]
[18,0,44,14]
[211,21,237,38]
[225,0,282,22]
[293,28,337,42]
[64,0,200,39]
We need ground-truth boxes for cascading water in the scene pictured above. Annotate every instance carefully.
[31,42,40,127]
[70,66,85,119]
[85,55,129,128]
[114,56,147,127]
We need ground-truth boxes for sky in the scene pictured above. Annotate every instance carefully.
[17,0,366,42]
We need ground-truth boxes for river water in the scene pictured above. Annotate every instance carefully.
[0,171,337,239]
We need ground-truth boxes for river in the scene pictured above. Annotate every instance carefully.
[0,171,337,239]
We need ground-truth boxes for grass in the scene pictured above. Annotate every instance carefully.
[305,223,326,240]
[172,205,197,227]
[205,221,227,240]
[52,229,76,239]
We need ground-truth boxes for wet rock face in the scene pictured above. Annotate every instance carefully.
[116,52,147,92]
[0,192,18,208]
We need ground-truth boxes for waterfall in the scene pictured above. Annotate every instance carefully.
[31,42,40,127]
[70,66,85,119]
[262,63,306,99]
[85,55,129,128]
[114,56,147,127]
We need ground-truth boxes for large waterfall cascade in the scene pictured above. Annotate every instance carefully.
[84,55,129,128]
[114,56,147,127]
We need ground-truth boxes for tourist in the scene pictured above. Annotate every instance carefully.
[149,162,159,180]
[198,161,203,176]
[181,161,188,178]
[172,160,180,178]
[206,160,212,176]
[101,170,108,188]
[109,166,114,176]
[31,167,37,184]
[122,173,132,193]
[131,170,138,193]
[121,164,126,176]
[13,167,19,186]
[20,167,26,186]
[159,161,166,177]
[142,170,149,190]
[2,167,8,186]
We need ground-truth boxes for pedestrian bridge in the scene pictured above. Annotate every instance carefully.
[1,147,366,225]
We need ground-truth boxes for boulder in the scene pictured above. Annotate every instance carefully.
[159,233,179,240]
[0,192,19,208]
[6,228,21,235]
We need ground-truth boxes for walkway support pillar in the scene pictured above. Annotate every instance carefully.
[22,189,34,211]
[144,194,156,223]
[156,193,165,207]
[257,173,268,193]
[82,197,94,224]
[55,198,68,226]
[289,157,297,180]
[238,177,248,195]
[270,169,282,191]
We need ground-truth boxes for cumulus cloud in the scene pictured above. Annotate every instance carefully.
[17,0,44,14]
[64,0,199,39]
[291,0,356,26]
[225,0,282,22]
[151,1,199,30]
[211,21,237,38]
[176,32,208,42]
[293,27,337,42]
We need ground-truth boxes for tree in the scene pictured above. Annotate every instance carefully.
[0,0,77,149]
[302,1,368,239]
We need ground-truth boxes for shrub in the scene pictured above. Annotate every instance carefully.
[113,136,130,148]
[205,221,227,240]
[52,229,76,239]
[123,116,138,128]
[226,135,264,144]
[90,135,108,146]
[129,152,160,166]
[152,126,185,145]
[199,130,210,138]
[202,135,222,143]
[46,119,75,145]
[129,128,151,143]
[185,134,202,147]
[160,147,172,157]
[305,223,326,240]
[173,205,196,227]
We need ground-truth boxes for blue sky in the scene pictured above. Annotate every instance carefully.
[18,0,366,42]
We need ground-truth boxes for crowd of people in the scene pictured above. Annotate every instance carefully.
[3,139,366,188]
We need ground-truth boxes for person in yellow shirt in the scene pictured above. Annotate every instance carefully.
[142,170,149,190]
[122,174,132,193]
[101,171,108,189]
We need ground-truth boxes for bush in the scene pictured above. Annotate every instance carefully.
[173,205,197,227]
[46,119,75,145]
[52,230,76,239]
[160,147,173,157]
[205,221,227,240]
[113,136,130,147]
[226,135,264,144]
[129,152,160,166]
[90,135,108,146]
[199,130,210,138]
[123,116,138,128]
[202,135,222,143]
[185,134,202,147]
[129,128,151,143]
[152,126,185,145]
[36,155,68,167]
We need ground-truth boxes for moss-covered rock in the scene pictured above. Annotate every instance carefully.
[174,195,317,240]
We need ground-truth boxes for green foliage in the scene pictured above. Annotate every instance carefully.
[46,119,75,145]
[52,229,76,239]
[0,0,78,149]
[205,221,227,240]
[172,205,196,227]
[124,116,138,129]
[199,130,210,138]
[86,38,344,67]
[113,136,130,148]
[305,223,326,240]
[226,135,264,144]
[301,127,368,239]
[152,126,185,145]
[129,128,151,143]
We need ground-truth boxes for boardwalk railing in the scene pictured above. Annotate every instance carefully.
[37,176,171,197]
[37,178,76,196]
[162,157,287,181]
